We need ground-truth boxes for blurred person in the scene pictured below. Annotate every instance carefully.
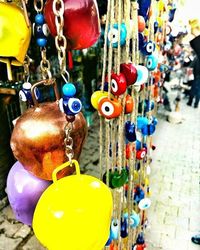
[187,19,200,109]
[188,18,200,245]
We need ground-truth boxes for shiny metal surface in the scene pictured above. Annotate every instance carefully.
[10,102,87,180]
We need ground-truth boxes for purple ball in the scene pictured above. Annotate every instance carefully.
[7,161,51,226]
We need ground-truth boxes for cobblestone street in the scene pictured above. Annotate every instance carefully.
[0,90,199,250]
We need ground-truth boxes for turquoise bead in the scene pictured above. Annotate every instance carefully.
[62,83,76,97]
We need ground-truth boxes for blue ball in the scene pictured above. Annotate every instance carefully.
[62,83,76,97]
[37,38,47,47]
[35,14,44,25]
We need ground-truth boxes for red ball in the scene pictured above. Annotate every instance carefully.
[44,0,101,50]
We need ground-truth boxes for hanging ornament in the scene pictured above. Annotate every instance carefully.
[33,160,113,250]
[10,79,87,180]
[6,161,51,226]
[44,0,101,50]
[0,2,31,80]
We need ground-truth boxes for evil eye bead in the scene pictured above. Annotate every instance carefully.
[146,54,158,71]
[138,198,151,210]
[91,91,112,110]
[19,82,32,102]
[98,97,122,119]
[138,33,145,51]
[67,98,82,115]
[42,24,50,37]
[62,83,76,97]
[142,41,155,55]
[107,23,127,48]
[35,13,45,25]
[141,124,156,136]
[135,65,148,85]
[120,63,138,86]
[136,148,146,160]
[121,217,128,238]
[125,121,136,142]
[111,168,129,188]
[144,99,155,112]
[130,212,140,228]
[111,219,119,240]
[111,73,127,96]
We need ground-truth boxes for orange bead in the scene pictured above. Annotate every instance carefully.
[138,15,145,33]
[125,95,134,114]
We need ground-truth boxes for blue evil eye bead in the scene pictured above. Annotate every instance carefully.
[107,23,127,48]
[159,63,169,72]
[60,97,82,115]
[66,98,82,115]
[121,217,128,238]
[142,41,156,55]
[123,211,140,228]
[134,186,145,203]
[144,99,154,112]
[146,54,158,71]
[138,0,151,21]
[136,232,145,244]
[62,83,76,97]
[35,13,45,25]
[168,7,176,22]
[138,33,145,51]
[137,116,149,130]
[19,82,40,104]
[135,65,148,85]
[141,124,156,136]
[125,121,136,142]
[138,198,151,210]
[19,82,32,102]
[110,219,119,240]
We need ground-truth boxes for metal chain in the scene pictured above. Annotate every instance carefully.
[23,55,30,81]
[52,0,74,163]
[64,123,74,164]
[34,0,52,80]
[53,0,67,73]
[40,47,52,81]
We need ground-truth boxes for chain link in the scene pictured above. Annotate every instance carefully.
[23,55,30,81]
[64,123,74,164]
[53,0,67,73]
[34,0,43,12]
[40,48,52,80]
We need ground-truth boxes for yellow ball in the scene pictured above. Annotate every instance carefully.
[91,91,113,109]
[33,171,113,250]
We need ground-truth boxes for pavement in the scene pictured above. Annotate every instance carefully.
[0,88,199,250]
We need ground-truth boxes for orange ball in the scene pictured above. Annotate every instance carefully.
[138,15,146,33]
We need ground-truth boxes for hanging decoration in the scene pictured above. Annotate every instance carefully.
[0,0,178,248]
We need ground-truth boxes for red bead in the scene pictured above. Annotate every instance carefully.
[110,73,127,96]
[120,63,138,86]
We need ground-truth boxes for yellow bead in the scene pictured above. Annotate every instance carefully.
[91,90,113,109]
